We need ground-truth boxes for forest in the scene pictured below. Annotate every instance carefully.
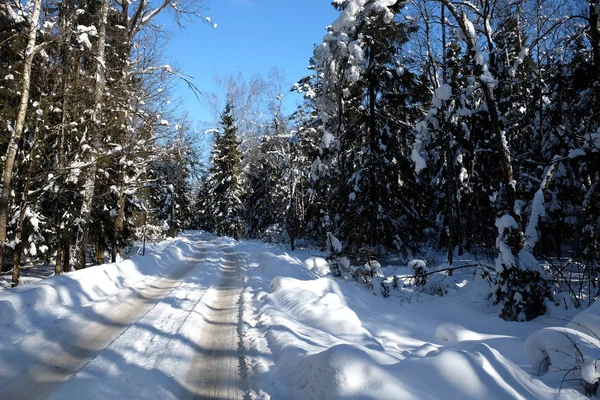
[1,0,600,325]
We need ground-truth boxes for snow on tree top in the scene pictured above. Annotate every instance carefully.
[432,84,452,108]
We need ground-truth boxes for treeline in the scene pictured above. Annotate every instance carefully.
[197,0,600,321]
[0,0,206,286]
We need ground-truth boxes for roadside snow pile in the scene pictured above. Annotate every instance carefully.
[303,256,330,275]
[240,242,586,399]
[525,298,600,393]
[0,235,203,333]
[434,322,485,343]
[282,343,559,400]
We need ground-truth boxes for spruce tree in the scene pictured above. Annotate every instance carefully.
[205,101,244,239]
[315,0,423,259]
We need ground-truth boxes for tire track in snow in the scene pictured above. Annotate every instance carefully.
[0,246,207,400]
[0,238,247,400]
[183,242,247,400]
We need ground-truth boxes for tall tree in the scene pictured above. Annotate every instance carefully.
[0,0,43,269]
[204,101,244,238]
[314,0,425,259]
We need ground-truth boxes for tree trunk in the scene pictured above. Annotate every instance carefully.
[11,116,41,287]
[74,166,95,270]
[368,49,378,250]
[11,242,22,288]
[74,0,110,269]
[12,214,29,288]
[55,245,63,275]
[95,234,105,265]
[0,0,43,269]
[111,162,126,263]
[440,9,457,265]
[142,212,147,256]
[56,5,73,276]
[440,4,518,221]
[485,90,518,222]
[444,139,455,266]
[62,236,71,272]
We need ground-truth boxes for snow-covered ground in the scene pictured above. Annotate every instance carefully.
[0,262,55,289]
[1,232,599,399]
[238,241,592,400]
[0,232,245,399]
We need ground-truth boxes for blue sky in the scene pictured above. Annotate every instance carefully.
[160,0,338,127]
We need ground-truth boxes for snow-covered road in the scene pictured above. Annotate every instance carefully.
[0,235,246,399]
[3,233,593,399]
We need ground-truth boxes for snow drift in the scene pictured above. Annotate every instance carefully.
[240,242,586,399]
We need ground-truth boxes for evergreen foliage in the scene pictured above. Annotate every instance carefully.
[202,101,244,239]
[0,0,205,283]
[2,0,600,324]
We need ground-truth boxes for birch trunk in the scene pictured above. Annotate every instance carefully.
[74,0,110,269]
[0,0,43,270]
[439,2,518,221]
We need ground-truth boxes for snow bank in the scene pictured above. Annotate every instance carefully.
[525,299,600,386]
[0,300,17,326]
[277,334,565,399]
[267,277,367,339]
[526,327,600,377]
[304,256,331,275]
[0,235,204,334]
[240,242,584,399]
[568,299,600,338]
[435,322,483,343]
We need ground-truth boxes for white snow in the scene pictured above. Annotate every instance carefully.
[347,40,363,64]
[0,233,238,398]
[76,25,97,50]
[304,257,331,275]
[330,234,343,253]
[432,84,452,108]
[321,130,335,149]
[525,163,557,250]
[78,33,92,50]
[523,300,600,386]
[408,259,427,272]
[1,233,595,399]
[412,121,428,174]
[525,326,600,385]
[569,149,586,158]
[495,214,519,272]
[77,25,98,36]
[411,147,427,174]
[509,47,530,78]
[239,241,586,399]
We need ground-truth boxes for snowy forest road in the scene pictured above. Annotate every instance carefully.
[0,237,246,400]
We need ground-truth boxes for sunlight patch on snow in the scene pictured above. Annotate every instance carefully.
[240,241,587,399]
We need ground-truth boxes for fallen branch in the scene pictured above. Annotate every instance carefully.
[396,262,495,282]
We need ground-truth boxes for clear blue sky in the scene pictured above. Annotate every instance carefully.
[160,0,338,126]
